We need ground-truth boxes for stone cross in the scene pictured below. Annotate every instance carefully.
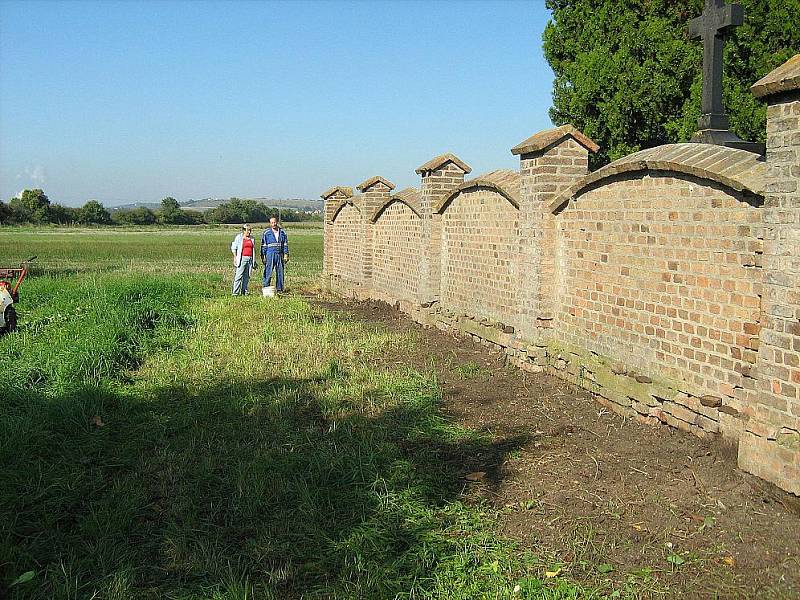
[689,0,743,131]
[688,0,762,152]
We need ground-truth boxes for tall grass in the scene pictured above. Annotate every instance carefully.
[0,229,600,599]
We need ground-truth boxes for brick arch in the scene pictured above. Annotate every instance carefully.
[330,202,364,283]
[550,143,772,214]
[436,176,520,214]
[369,197,421,224]
[329,198,362,223]
[371,200,422,303]
[552,170,764,406]
[439,185,521,327]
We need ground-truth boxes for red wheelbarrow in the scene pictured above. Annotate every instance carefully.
[0,256,36,334]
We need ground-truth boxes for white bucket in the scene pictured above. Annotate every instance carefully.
[262,286,277,297]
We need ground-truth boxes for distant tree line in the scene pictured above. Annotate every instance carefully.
[203,198,318,224]
[0,191,322,226]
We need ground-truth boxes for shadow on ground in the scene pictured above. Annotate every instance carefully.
[1,371,532,599]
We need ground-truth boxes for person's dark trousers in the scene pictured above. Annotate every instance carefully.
[262,252,284,291]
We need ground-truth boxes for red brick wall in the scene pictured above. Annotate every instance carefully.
[440,188,520,326]
[373,201,422,303]
[330,203,363,284]
[321,100,800,494]
[554,173,763,431]
[518,138,590,340]
[741,93,800,495]
[323,190,350,276]
[420,162,469,304]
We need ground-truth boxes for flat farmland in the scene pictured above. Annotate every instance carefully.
[0,225,322,283]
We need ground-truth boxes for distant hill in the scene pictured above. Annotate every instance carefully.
[110,197,323,213]
[110,202,161,211]
[181,197,323,212]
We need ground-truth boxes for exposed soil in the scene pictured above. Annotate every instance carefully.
[317,296,800,599]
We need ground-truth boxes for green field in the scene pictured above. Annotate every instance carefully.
[0,227,597,599]
[0,224,322,284]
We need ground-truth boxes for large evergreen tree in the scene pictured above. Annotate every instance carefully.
[543,0,800,167]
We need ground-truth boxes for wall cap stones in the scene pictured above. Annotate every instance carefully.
[549,143,774,214]
[321,186,354,200]
[751,54,800,99]
[356,176,396,193]
[511,124,600,155]
[415,153,472,175]
[368,187,422,223]
[434,169,521,213]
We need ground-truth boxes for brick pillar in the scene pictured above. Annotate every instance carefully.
[740,55,800,495]
[356,176,395,295]
[511,125,599,342]
[415,153,471,305]
[320,185,353,278]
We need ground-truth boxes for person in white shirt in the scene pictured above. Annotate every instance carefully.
[230,224,257,295]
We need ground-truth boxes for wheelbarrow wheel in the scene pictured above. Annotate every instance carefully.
[2,305,16,334]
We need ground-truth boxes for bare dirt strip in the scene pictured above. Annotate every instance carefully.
[318,296,800,599]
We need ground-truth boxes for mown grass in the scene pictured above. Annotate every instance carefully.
[0,228,605,598]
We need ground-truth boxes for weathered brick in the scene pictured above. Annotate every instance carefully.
[322,76,800,495]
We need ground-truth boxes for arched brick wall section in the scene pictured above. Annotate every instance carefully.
[321,61,800,495]
[440,187,520,325]
[372,200,422,303]
[330,203,363,284]
[554,172,763,427]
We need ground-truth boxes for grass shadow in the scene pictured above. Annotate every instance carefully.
[2,370,533,599]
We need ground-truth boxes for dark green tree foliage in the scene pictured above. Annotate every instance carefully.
[127,206,156,225]
[8,189,51,224]
[111,206,157,225]
[48,204,79,225]
[157,197,182,224]
[180,209,205,225]
[78,200,112,225]
[156,197,206,225]
[204,199,320,224]
[543,0,800,167]
[206,198,269,224]
[0,202,10,225]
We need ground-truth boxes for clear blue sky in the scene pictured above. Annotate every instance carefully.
[0,0,555,207]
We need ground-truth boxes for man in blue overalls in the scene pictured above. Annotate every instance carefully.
[261,216,289,292]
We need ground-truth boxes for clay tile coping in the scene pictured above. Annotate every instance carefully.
[511,124,600,155]
[356,175,396,192]
[328,194,363,223]
[548,143,773,214]
[368,187,422,223]
[415,153,472,175]
[321,185,354,200]
[434,169,521,214]
[751,54,800,98]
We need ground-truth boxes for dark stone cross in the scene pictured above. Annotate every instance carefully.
[688,0,763,153]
